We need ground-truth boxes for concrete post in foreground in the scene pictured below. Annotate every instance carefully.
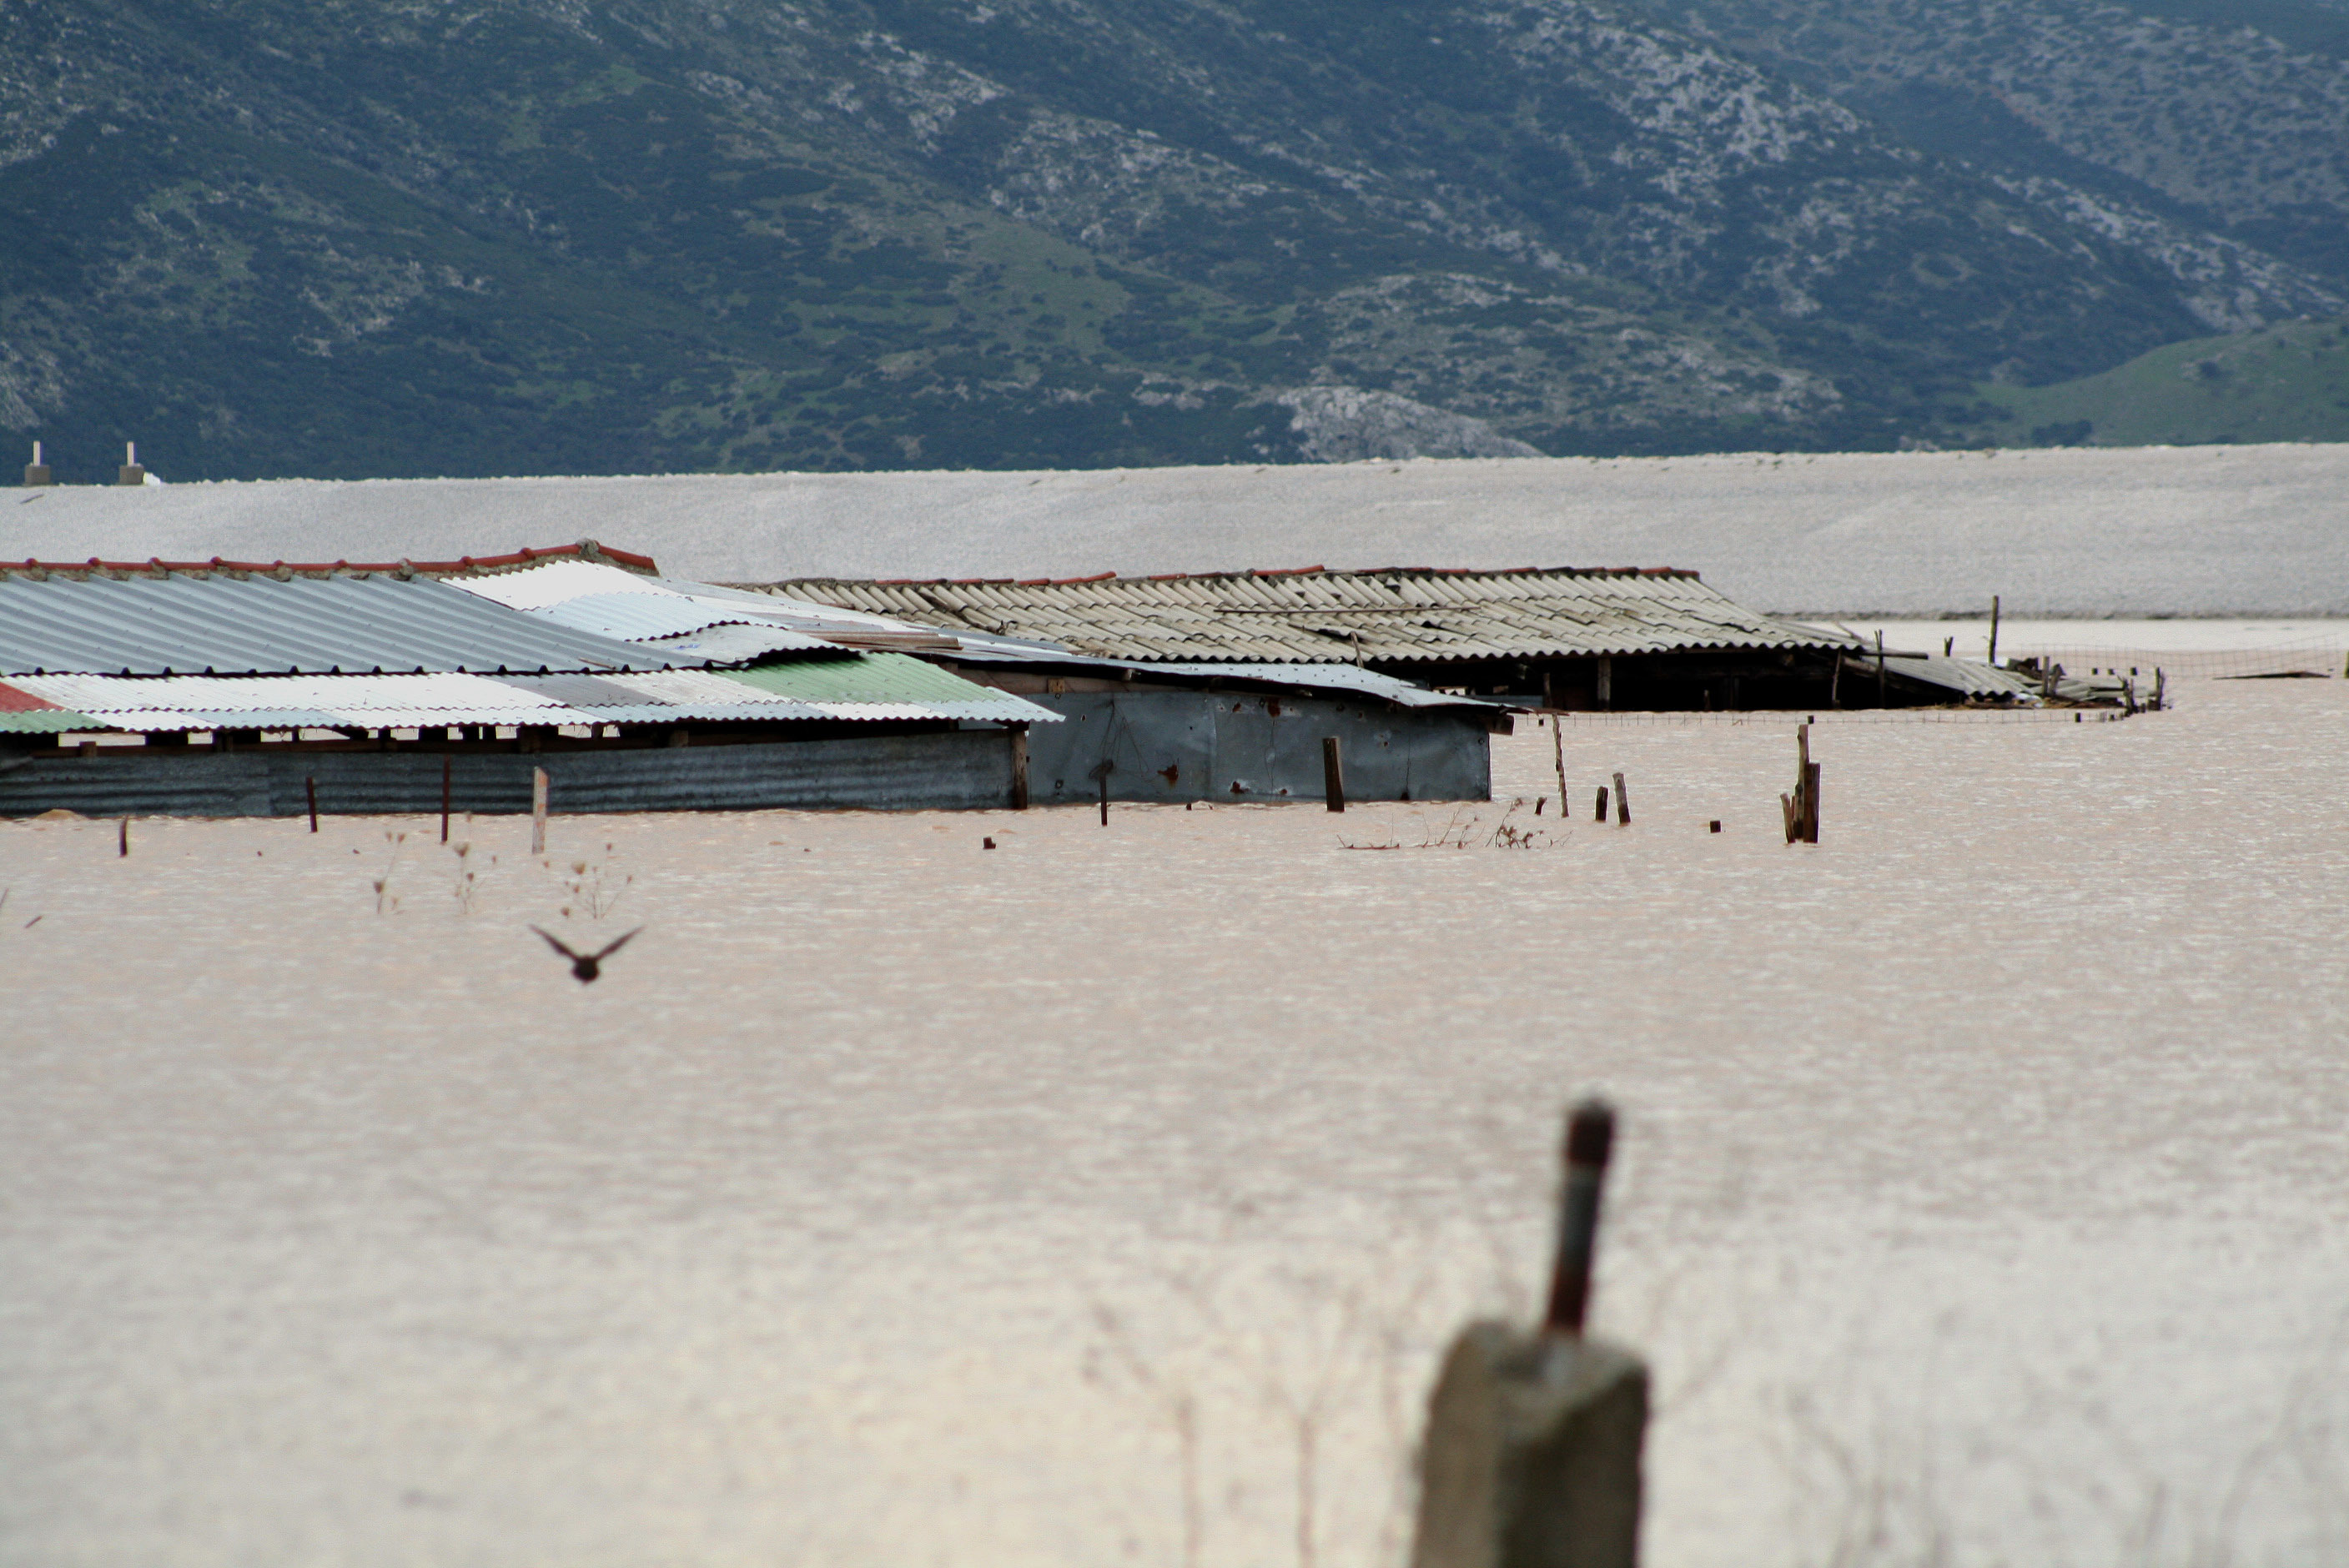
[23,440,53,486]
[1409,1102,1647,1568]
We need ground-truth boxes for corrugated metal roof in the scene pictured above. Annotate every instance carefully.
[443,561,896,657]
[938,644,1512,711]
[762,568,1838,664]
[643,623,836,663]
[0,572,685,677]
[717,654,1055,722]
[0,703,92,733]
[0,657,1054,732]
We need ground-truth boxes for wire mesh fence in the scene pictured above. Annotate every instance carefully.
[2006,641,2346,681]
[1545,707,2135,727]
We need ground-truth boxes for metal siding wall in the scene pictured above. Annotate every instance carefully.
[1021,691,1488,804]
[0,732,1017,817]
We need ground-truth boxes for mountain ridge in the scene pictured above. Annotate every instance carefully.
[4,0,2346,478]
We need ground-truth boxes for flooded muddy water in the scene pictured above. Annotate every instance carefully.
[3,680,2345,1568]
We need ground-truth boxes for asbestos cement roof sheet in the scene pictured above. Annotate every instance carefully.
[1854,652,2046,700]
[764,568,1838,664]
[0,571,685,676]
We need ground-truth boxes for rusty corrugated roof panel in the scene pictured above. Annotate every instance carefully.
[757,567,1838,664]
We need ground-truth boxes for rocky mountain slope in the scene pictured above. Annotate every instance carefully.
[3,0,2345,479]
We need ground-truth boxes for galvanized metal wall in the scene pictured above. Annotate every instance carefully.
[1021,691,1490,805]
[0,732,1018,818]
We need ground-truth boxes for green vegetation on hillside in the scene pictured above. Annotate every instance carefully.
[4,0,2347,477]
[1974,318,2349,448]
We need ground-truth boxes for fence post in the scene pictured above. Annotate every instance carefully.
[1323,736,1346,812]
[531,766,549,855]
[1409,1102,1647,1568]
[1009,723,1030,810]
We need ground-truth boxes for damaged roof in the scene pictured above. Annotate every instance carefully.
[754,566,1842,665]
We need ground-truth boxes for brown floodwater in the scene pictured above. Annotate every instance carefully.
[3,681,2345,1568]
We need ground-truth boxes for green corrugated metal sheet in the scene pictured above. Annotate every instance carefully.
[0,708,100,734]
[717,651,1005,705]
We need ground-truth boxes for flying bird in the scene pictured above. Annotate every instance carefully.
[531,924,642,983]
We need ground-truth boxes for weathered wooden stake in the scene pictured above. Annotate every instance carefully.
[305,775,319,832]
[440,754,453,843]
[1546,1101,1614,1334]
[1786,725,1821,844]
[118,816,128,857]
[1611,772,1629,827]
[1874,631,1887,707]
[1409,1099,1647,1568]
[1323,736,1346,812]
[1009,724,1030,810]
[531,766,549,855]
[1552,714,1567,805]
[1988,593,2002,666]
[1594,786,1608,822]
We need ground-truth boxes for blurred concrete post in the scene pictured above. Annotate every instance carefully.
[23,440,53,486]
[117,441,145,486]
[1409,1102,1647,1568]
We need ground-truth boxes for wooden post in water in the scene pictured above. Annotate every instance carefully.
[1874,631,1887,707]
[531,766,549,855]
[118,816,128,857]
[1409,1100,1647,1568]
[1552,715,1567,806]
[1987,594,2002,666]
[1089,759,1114,826]
[1594,786,1608,822]
[1009,724,1030,810]
[305,776,319,832]
[1612,771,1630,826]
[1323,736,1346,812]
[440,754,453,843]
[1786,724,1821,845]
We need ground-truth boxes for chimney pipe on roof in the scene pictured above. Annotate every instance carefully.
[118,441,145,486]
[23,440,53,487]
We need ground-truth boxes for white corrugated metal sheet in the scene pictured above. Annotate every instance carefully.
[444,560,922,657]
[5,664,1053,731]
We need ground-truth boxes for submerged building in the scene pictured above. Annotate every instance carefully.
[757,565,1856,710]
[0,543,1056,818]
